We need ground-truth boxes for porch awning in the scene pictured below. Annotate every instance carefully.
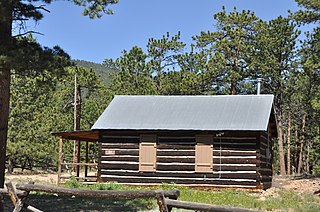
[51,130,98,142]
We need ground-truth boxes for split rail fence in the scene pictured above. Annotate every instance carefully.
[1,182,259,212]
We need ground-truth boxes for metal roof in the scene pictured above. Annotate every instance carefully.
[91,95,274,131]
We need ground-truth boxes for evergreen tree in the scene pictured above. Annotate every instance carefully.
[293,0,320,24]
[110,46,157,95]
[254,16,300,175]
[0,0,119,189]
[194,7,260,95]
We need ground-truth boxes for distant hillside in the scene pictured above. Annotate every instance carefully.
[73,59,116,84]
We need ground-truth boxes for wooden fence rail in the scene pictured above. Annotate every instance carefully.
[15,183,180,200]
[2,182,261,212]
[165,198,260,212]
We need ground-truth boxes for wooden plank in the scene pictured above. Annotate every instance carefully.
[165,198,259,212]
[15,184,180,200]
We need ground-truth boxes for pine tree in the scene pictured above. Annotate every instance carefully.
[0,0,119,191]
[194,7,260,95]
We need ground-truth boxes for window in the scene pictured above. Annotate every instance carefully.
[139,135,157,172]
[195,135,213,173]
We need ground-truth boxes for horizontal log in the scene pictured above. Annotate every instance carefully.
[101,143,139,149]
[262,182,272,190]
[115,149,139,156]
[212,144,256,150]
[102,137,140,143]
[165,198,259,212]
[101,156,139,162]
[100,162,258,172]
[158,144,194,150]
[15,184,180,199]
[0,188,27,197]
[100,170,258,180]
[156,164,194,171]
[60,176,97,181]
[157,157,195,163]
[62,163,98,166]
[157,150,195,156]
[215,158,257,164]
[100,163,139,170]
[101,176,257,186]
[213,165,257,171]
[158,138,195,143]
[213,150,256,156]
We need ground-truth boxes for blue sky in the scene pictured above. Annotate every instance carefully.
[28,0,305,63]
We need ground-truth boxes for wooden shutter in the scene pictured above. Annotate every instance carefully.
[195,135,213,173]
[139,135,157,172]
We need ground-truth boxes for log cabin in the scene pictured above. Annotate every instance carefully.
[54,94,277,189]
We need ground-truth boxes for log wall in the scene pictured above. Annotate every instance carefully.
[98,131,269,189]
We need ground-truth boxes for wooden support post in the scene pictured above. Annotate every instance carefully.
[156,191,168,212]
[85,141,89,179]
[76,141,80,178]
[57,136,63,185]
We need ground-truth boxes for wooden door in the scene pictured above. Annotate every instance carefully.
[195,135,213,173]
[139,135,157,172]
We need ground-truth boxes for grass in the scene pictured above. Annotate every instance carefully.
[3,180,320,211]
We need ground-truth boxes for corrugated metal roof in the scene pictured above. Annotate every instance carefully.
[91,95,274,131]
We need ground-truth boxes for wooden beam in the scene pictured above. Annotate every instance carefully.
[57,136,63,185]
[15,184,180,200]
[165,198,260,212]
[61,163,98,166]
[85,141,89,178]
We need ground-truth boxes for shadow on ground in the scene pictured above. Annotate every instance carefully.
[3,193,156,212]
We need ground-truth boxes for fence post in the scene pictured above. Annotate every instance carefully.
[156,190,168,212]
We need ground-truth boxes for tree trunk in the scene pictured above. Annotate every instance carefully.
[231,78,237,95]
[0,0,13,190]
[294,125,299,174]
[287,111,291,175]
[277,117,286,176]
[73,74,81,176]
[297,112,306,175]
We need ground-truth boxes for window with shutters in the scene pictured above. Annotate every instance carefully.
[195,135,213,173]
[139,135,157,172]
